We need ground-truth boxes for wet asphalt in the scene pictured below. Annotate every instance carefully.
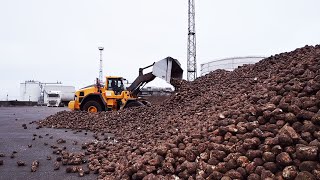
[0,106,97,180]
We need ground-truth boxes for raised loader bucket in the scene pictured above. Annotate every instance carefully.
[152,57,183,83]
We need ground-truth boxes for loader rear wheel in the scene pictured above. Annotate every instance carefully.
[83,101,102,112]
[124,101,144,108]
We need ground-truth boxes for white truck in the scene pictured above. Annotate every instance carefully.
[47,91,63,107]
[44,85,75,107]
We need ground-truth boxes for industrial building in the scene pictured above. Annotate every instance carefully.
[19,80,75,106]
[139,87,173,97]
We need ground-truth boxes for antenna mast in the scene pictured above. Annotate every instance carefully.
[187,0,197,81]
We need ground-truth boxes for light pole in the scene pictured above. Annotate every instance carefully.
[98,47,104,84]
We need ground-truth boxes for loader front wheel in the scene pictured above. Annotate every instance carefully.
[83,101,102,112]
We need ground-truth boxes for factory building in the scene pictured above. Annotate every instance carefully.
[139,87,173,97]
[19,80,75,105]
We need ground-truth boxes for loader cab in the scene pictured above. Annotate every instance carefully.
[106,77,125,95]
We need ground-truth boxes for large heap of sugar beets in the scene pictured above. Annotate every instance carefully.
[39,45,320,179]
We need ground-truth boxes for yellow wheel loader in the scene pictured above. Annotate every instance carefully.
[68,57,183,112]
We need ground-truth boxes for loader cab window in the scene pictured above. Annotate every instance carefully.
[107,78,124,94]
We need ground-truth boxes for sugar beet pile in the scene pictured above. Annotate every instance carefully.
[39,45,320,179]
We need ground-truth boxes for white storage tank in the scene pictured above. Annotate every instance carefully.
[200,56,266,76]
[19,80,41,102]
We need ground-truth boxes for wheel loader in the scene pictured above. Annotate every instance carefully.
[68,57,183,112]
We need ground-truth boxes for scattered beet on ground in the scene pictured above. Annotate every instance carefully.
[38,45,320,179]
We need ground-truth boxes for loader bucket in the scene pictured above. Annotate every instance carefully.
[152,57,183,83]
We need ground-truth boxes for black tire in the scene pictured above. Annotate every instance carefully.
[124,101,144,108]
[82,101,102,112]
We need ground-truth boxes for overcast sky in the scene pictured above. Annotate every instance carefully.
[0,0,320,100]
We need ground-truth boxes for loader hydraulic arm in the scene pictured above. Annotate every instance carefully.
[127,72,156,96]
[127,57,183,97]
